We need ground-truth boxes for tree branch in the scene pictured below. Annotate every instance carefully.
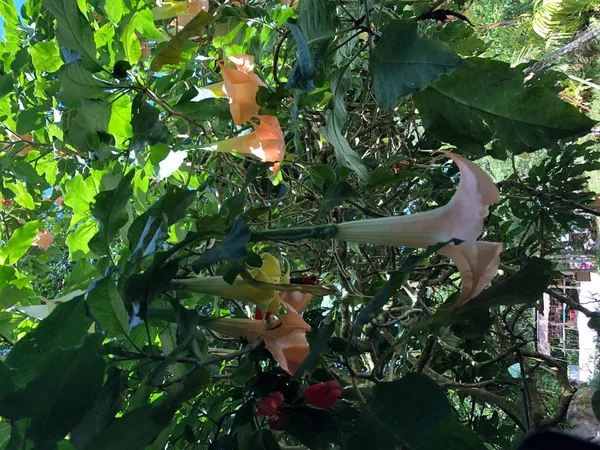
[523,26,600,76]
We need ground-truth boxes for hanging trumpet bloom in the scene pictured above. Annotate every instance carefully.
[212,55,266,125]
[206,302,310,375]
[178,253,291,313]
[152,0,209,26]
[334,152,503,307]
[206,115,285,174]
[32,230,53,251]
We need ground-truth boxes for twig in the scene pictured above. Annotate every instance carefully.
[523,26,600,76]
[500,180,600,217]
[273,29,291,85]
[119,339,263,369]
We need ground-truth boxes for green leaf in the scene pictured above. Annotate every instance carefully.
[5,182,35,210]
[70,368,125,449]
[42,0,98,67]
[321,69,368,180]
[355,373,486,450]
[286,23,316,91]
[370,20,464,109]
[89,171,135,256]
[5,295,92,386]
[0,335,105,445]
[103,0,124,23]
[29,40,63,75]
[430,258,553,331]
[291,322,335,380]
[66,219,99,261]
[287,0,337,91]
[0,221,40,266]
[64,174,98,227]
[317,180,360,218]
[86,277,129,338]
[80,99,111,132]
[413,58,597,154]
[151,11,217,71]
[129,94,168,152]
[108,93,133,140]
[85,401,180,450]
[128,185,196,259]
[192,215,250,270]
[58,62,111,108]
[308,165,336,189]
[174,93,231,122]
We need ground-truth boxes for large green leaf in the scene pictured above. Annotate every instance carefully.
[430,257,553,332]
[192,215,250,270]
[413,58,596,154]
[58,62,111,108]
[353,373,486,450]
[287,0,337,91]
[321,69,368,180]
[89,171,135,256]
[151,11,217,71]
[129,95,168,152]
[5,295,92,386]
[70,368,125,449]
[0,335,105,445]
[64,174,98,228]
[317,180,360,218]
[29,40,63,75]
[80,99,111,133]
[127,185,196,259]
[86,278,129,338]
[66,219,99,261]
[42,0,98,67]
[85,401,179,450]
[370,20,464,109]
[0,221,40,266]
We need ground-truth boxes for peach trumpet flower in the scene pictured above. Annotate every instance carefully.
[207,55,266,126]
[206,302,310,375]
[205,115,285,174]
[152,0,209,26]
[178,253,311,313]
[334,152,503,308]
[32,230,54,251]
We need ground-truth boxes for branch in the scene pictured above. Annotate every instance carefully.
[500,180,600,217]
[524,26,600,76]
[520,349,577,428]
[117,339,263,369]
[422,366,525,430]
[545,289,594,317]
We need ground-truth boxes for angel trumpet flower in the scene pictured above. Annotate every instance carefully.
[152,0,209,26]
[206,115,285,174]
[32,230,54,251]
[178,253,311,313]
[335,152,503,308]
[206,55,267,125]
[206,302,311,375]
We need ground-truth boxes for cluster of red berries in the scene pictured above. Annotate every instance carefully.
[256,381,343,430]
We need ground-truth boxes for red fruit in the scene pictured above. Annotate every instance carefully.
[1,198,12,207]
[254,307,272,320]
[256,391,284,416]
[267,412,289,430]
[304,381,342,409]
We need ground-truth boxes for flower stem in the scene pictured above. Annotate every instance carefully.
[250,224,337,242]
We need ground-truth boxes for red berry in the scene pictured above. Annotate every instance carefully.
[267,412,288,430]
[256,391,284,416]
[303,381,342,409]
